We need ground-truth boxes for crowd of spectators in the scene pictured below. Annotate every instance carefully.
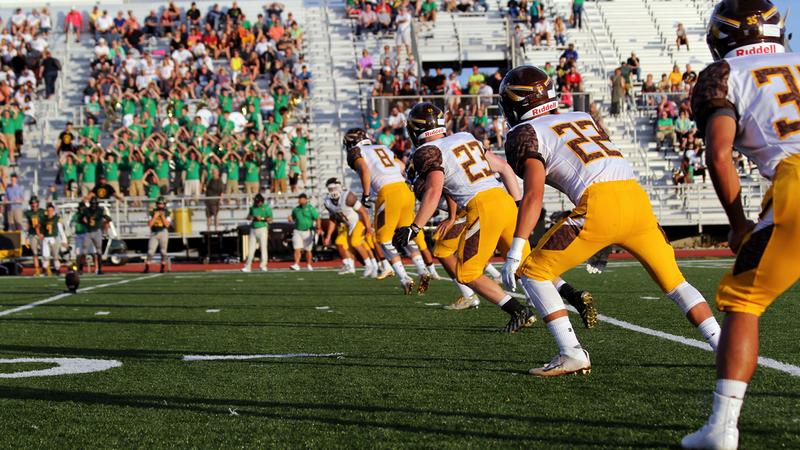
[51,2,312,209]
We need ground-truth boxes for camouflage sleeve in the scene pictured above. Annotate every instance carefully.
[692,60,735,139]
[412,145,443,179]
[346,147,363,170]
[504,123,544,178]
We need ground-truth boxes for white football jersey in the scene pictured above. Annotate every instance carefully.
[347,143,406,194]
[323,192,361,233]
[505,111,635,205]
[411,132,503,209]
[692,51,800,180]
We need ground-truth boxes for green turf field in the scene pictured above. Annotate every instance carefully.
[0,260,798,449]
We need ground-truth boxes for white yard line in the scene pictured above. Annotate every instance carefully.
[183,353,344,361]
[0,274,161,318]
[507,292,800,377]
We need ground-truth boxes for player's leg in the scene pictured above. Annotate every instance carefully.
[552,276,598,329]
[257,227,268,271]
[92,231,103,274]
[369,233,393,279]
[349,223,376,277]
[144,232,158,273]
[41,237,52,276]
[30,236,40,276]
[433,221,478,309]
[291,230,303,270]
[398,186,431,292]
[458,189,534,331]
[684,160,800,449]
[335,224,355,274]
[242,229,257,272]
[518,214,608,376]
[375,185,413,292]
[158,230,169,272]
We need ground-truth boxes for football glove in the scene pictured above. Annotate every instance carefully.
[501,237,527,292]
[392,224,420,253]
[361,193,374,209]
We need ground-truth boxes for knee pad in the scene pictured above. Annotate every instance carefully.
[520,276,566,318]
[666,281,705,315]
[381,242,399,260]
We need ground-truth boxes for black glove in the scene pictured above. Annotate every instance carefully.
[392,224,420,252]
[361,193,374,208]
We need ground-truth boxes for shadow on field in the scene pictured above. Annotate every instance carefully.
[0,384,697,447]
[0,344,187,360]
[0,317,497,333]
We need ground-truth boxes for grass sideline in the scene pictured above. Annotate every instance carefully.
[0,261,798,448]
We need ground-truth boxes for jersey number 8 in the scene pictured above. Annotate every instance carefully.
[374,147,395,168]
[453,141,493,183]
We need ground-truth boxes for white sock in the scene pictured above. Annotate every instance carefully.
[411,255,428,275]
[427,263,439,276]
[716,379,748,399]
[497,295,511,307]
[343,258,353,269]
[484,263,500,278]
[454,280,474,298]
[391,261,409,280]
[698,316,721,351]
[554,278,566,290]
[368,258,378,270]
[546,316,585,360]
[381,259,393,272]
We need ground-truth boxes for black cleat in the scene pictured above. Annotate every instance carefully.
[499,308,536,333]
[160,264,166,273]
[566,290,598,329]
[143,264,150,274]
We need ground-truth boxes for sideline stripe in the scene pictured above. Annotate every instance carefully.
[183,353,345,361]
[597,312,800,377]
[0,274,161,318]
[508,292,800,378]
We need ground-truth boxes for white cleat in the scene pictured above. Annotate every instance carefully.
[338,266,356,275]
[306,264,314,271]
[528,350,591,377]
[444,295,480,310]
[290,264,301,271]
[362,264,375,278]
[241,267,251,273]
[376,268,394,280]
[259,267,268,272]
[400,277,415,295]
[681,393,742,450]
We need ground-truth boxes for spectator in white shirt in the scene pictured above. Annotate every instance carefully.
[94,38,110,59]
[387,106,406,130]
[11,9,27,34]
[171,45,193,65]
[394,7,412,57]
[39,8,52,34]
[95,11,114,41]
[533,17,552,46]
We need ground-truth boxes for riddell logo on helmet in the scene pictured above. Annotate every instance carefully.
[734,43,778,57]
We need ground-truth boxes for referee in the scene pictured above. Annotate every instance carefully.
[289,193,320,271]
[242,193,273,273]
[143,196,171,273]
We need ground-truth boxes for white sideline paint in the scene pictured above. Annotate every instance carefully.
[206,309,221,313]
[0,274,161,318]
[0,358,122,378]
[94,311,111,316]
[315,306,330,310]
[182,353,344,361]
[507,292,800,377]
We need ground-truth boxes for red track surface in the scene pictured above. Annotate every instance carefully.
[22,248,735,275]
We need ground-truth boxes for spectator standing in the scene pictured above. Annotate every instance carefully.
[289,193,320,271]
[40,50,61,99]
[143,196,171,273]
[571,0,584,29]
[529,0,543,28]
[204,167,224,231]
[394,7,412,58]
[241,193,272,272]
[64,7,83,42]
[5,174,24,230]
[290,125,309,185]
[610,68,625,116]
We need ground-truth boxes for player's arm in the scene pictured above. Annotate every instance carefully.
[147,211,158,227]
[353,158,371,198]
[485,150,522,201]
[323,215,336,246]
[692,60,752,251]
[705,113,751,251]
[411,145,444,229]
[346,191,373,234]
[515,158,546,240]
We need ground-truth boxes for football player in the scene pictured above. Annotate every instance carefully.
[395,102,536,332]
[683,1,795,448]
[498,66,721,376]
[24,196,44,276]
[344,128,432,294]
[40,203,66,276]
[144,196,171,274]
[321,177,383,278]
[80,197,111,275]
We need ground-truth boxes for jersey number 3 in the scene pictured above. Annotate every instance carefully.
[453,142,493,183]
[552,120,621,164]
[753,66,800,139]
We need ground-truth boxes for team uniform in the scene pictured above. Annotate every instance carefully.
[81,206,109,257]
[413,132,529,283]
[24,208,44,258]
[323,192,373,250]
[40,212,63,274]
[347,143,428,252]
[432,208,467,259]
[692,52,800,317]
[243,202,272,272]
[506,111,686,293]
[146,208,171,266]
